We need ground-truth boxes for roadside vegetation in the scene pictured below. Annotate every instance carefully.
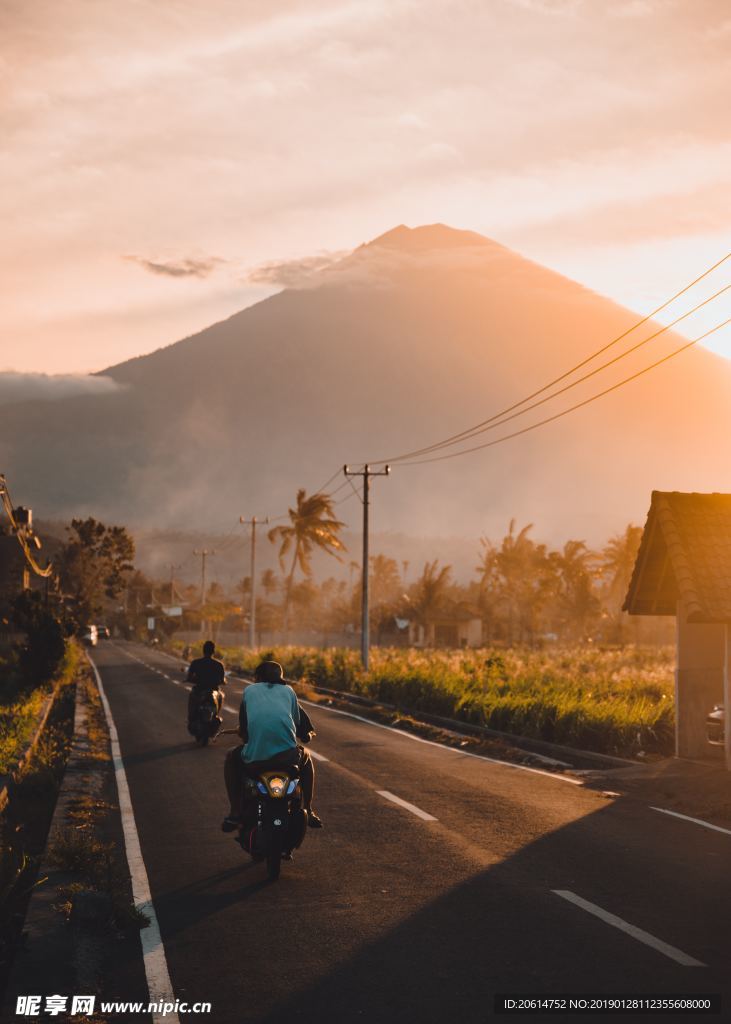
[176,640,676,759]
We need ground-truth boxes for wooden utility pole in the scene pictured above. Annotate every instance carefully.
[343,464,390,669]
[167,564,181,605]
[240,516,269,648]
[193,549,214,635]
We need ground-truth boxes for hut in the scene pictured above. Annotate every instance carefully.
[624,491,731,768]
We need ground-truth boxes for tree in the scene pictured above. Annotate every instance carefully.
[12,590,67,684]
[59,518,135,627]
[408,560,452,631]
[369,554,402,642]
[260,569,279,598]
[549,539,601,641]
[600,524,643,641]
[267,489,346,632]
[477,521,552,644]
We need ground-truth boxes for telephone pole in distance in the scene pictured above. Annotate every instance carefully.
[193,549,215,635]
[240,516,269,648]
[343,464,390,670]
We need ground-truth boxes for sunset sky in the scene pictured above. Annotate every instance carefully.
[2,0,730,378]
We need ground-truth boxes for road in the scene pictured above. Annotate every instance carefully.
[93,642,731,1024]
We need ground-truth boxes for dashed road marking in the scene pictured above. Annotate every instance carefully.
[552,890,706,967]
[650,805,731,838]
[377,789,437,821]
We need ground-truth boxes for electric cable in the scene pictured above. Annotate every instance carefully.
[369,251,730,465]
[398,317,731,466]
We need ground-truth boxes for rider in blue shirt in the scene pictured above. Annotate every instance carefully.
[222,660,323,831]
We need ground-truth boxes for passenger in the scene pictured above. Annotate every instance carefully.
[222,660,323,831]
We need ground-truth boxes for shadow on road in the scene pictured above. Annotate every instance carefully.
[236,797,729,1024]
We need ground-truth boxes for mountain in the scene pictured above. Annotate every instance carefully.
[2,223,730,549]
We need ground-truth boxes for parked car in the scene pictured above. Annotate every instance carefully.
[80,624,98,647]
[97,626,111,640]
[707,704,724,746]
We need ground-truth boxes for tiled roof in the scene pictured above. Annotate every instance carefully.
[624,491,731,621]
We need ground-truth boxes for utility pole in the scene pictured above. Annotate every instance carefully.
[167,564,181,605]
[343,464,390,670]
[240,516,269,648]
[193,549,214,635]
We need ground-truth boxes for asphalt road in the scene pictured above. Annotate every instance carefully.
[93,642,731,1024]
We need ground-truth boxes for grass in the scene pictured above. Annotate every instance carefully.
[175,641,677,758]
[0,641,81,775]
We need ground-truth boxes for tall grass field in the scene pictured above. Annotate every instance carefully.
[183,643,676,758]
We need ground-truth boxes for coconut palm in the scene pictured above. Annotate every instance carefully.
[408,560,453,628]
[268,489,346,633]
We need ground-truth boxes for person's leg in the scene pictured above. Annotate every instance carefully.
[222,745,245,829]
[187,688,198,728]
[298,748,323,828]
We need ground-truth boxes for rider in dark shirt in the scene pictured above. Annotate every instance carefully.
[187,640,226,731]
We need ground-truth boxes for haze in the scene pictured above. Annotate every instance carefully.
[2,0,730,376]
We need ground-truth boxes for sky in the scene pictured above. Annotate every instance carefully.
[1,0,730,381]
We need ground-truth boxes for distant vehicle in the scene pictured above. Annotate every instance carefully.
[80,625,98,647]
[707,704,724,746]
[97,626,111,640]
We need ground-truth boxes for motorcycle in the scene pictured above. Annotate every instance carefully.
[189,689,223,746]
[236,765,308,880]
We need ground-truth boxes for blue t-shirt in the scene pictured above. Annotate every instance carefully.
[241,683,300,763]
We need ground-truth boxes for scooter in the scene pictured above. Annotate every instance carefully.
[189,690,223,746]
[237,765,308,880]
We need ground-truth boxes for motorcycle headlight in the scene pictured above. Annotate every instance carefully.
[256,782,268,794]
[286,779,298,794]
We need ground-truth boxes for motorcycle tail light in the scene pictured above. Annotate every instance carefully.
[268,776,286,797]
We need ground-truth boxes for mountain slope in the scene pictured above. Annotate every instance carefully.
[2,223,730,543]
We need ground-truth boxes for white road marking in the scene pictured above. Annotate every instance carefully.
[124,648,578,789]
[377,789,437,821]
[552,890,705,967]
[650,805,731,837]
[122,652,333,764]
[88,655,180,1023]
[298,699,583,785]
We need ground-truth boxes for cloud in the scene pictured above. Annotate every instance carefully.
[246,251,349,288]
[0,372,123,405]
[125,255,224,279]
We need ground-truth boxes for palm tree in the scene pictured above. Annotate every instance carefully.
[260,568,279,598]
[408,560,453,641]
[549,539,600,641]
[268,489,346,633]
[600,524,643,641]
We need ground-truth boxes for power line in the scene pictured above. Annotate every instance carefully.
[369,251,731,465]
[398,317,731,466]
[389,282,729,460]
[0,474,53,578]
